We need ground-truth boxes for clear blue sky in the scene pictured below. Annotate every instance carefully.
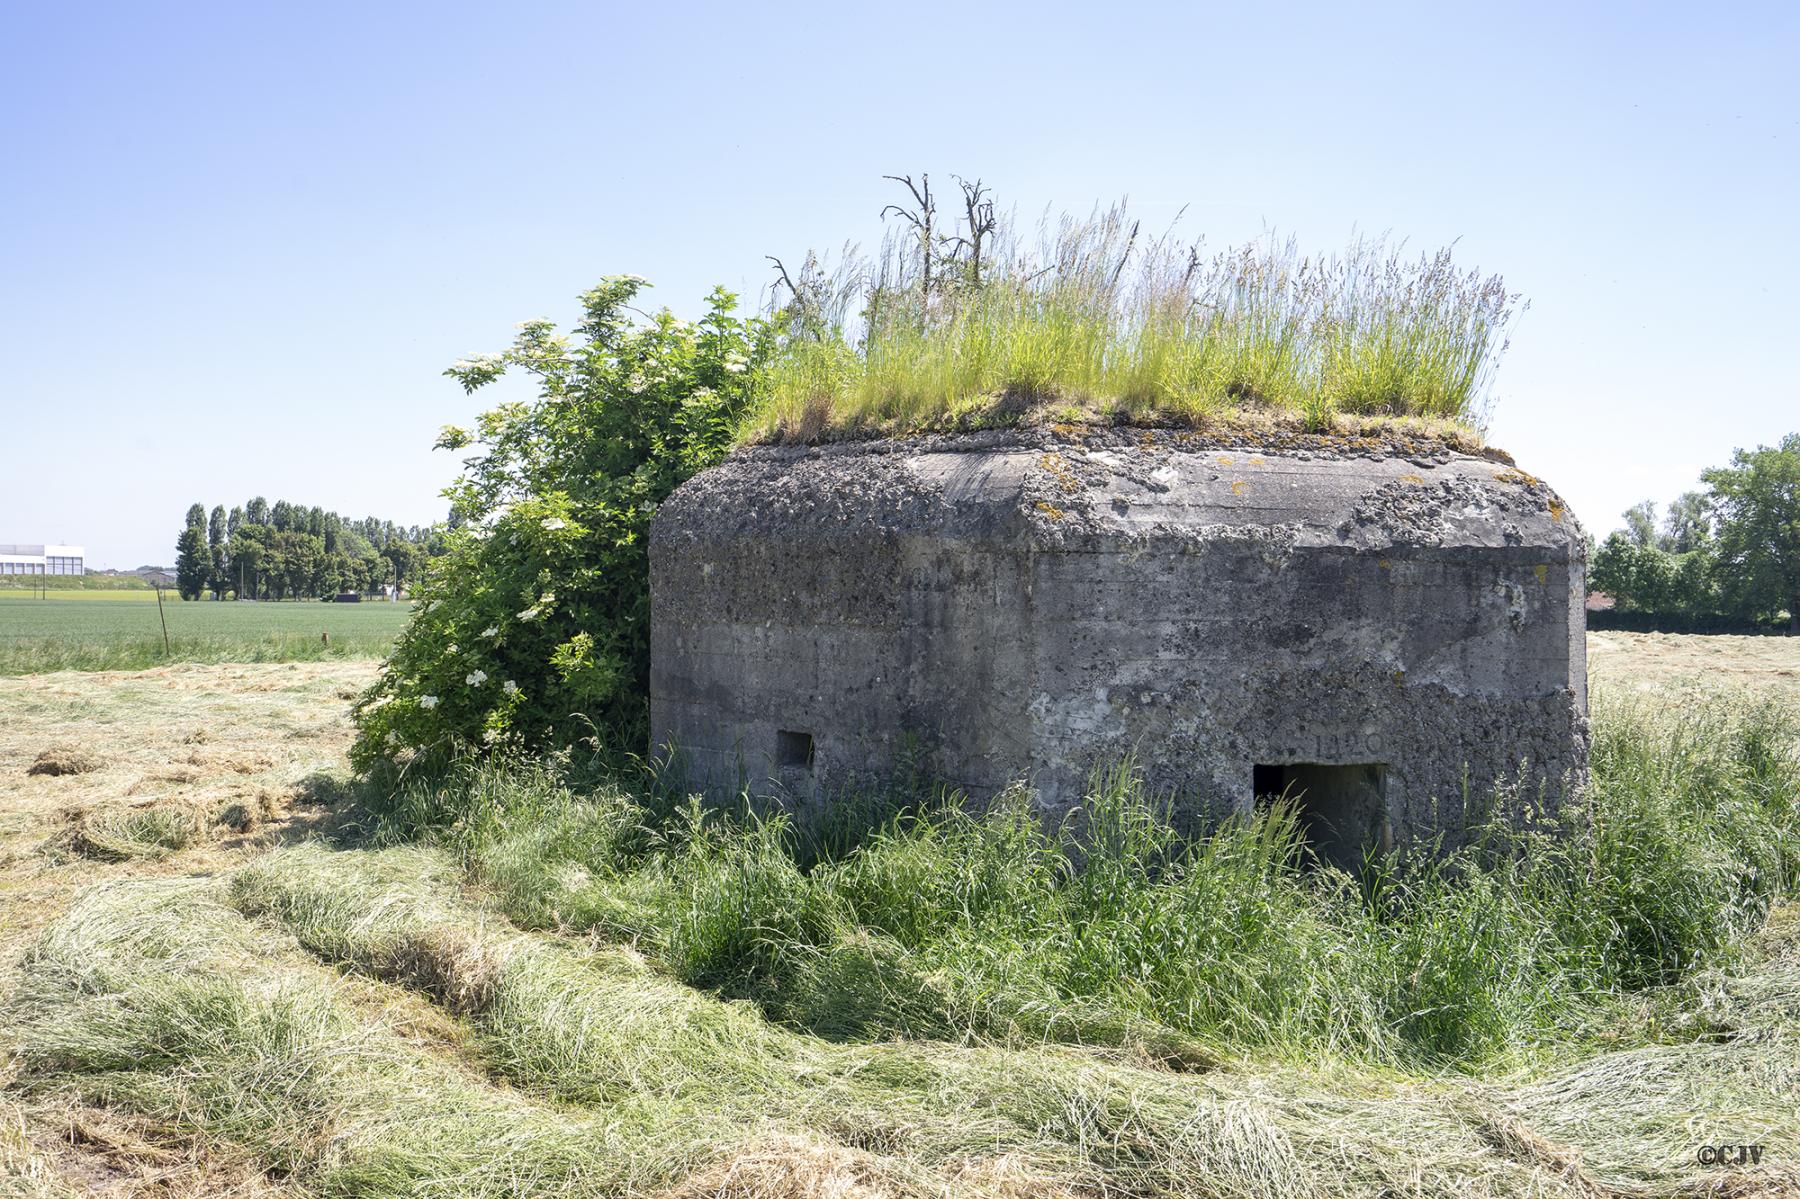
[3,1,1795,569]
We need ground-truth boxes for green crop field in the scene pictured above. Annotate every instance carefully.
[0,596,413,674]
[0,588,161,602]
[0,573,152,594]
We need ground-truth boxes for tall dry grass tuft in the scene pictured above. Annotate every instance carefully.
[746,192,1521,442]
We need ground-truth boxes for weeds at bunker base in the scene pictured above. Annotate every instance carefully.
[651,425,1587,858]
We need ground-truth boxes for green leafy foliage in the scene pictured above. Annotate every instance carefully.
[1705,433,1800,632]
[174,504,208,601]
[1590,533,1716,617]
[176,499,437,602]
[1594,435,1800,628]
[352,278,767,770]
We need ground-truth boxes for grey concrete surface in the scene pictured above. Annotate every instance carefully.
[649,427,1588,853]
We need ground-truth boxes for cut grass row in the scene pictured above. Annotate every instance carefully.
[230,844,1302,1196]
[9,843,1796,1196]
[0,870,1346,1197]
[8,879,671,1197]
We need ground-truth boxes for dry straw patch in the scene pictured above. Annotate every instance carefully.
[1,1096,300,1199]
[658,1134,909,1199]
[0,660,376,995]
[24,748,102,778]
[1588,632,1800,704]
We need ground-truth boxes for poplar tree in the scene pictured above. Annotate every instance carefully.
[175,504,208,601]
[207,505,229,599]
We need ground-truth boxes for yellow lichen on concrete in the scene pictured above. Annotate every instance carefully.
[1037,453,1081,494]
[1494,467,1544,488]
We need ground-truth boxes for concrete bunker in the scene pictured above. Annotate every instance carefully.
[649,427,1589,849]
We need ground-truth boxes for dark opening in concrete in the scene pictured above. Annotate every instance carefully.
[1254,762,1387,871]
[776,729,815,771]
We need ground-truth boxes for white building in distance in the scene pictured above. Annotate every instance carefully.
[0,544,86,576]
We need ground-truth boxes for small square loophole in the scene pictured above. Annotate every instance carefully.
[776,729,815,771]
[1253,762,1387,870]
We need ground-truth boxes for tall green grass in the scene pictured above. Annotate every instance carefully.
[744,204,1519,442]
[377,689,1799,1071]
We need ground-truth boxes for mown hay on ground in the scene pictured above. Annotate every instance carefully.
[26,748,102,777]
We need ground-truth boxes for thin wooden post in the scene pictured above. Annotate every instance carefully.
[154,584,171,655]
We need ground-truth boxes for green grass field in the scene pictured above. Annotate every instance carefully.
[0,588,161,601]
[0,573,152,593]
[0,596,412,674]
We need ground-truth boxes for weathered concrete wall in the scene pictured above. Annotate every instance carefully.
[650,427,1588,851]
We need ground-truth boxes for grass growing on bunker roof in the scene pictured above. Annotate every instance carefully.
[742,179,1522,444]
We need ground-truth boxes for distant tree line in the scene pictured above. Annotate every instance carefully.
[174,498,444,601]
[1591,433,1800,632]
